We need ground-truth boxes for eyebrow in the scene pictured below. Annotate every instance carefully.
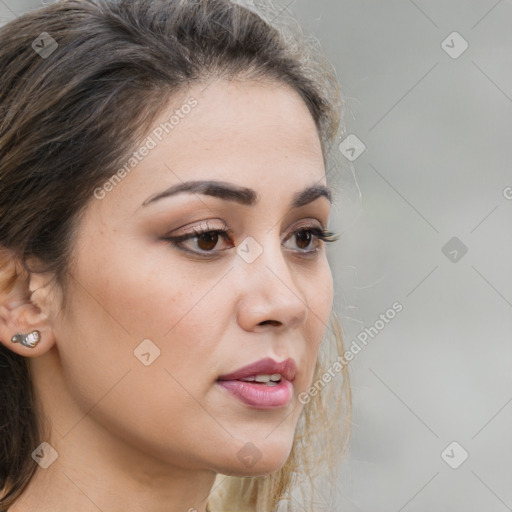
[142,180,333,209]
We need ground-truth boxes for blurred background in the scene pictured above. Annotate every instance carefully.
[2,1,511,511]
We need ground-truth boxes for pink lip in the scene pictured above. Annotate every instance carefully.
[217,357,297,383]
[217,379,293,409]
[216,357,296,409]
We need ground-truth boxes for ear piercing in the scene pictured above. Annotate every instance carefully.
[11,330,41,348]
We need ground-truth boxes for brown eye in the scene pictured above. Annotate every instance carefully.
[196,232,219,251]
[283,225,339,254]
[164,225,235,257]
[165,222,338,258]
[295,230,313,250]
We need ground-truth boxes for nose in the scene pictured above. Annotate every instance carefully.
[234,234,309,333]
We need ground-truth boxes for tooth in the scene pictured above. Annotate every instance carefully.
[265,381,278,386]
[270,374,281,381]
[240,376,255,381]
[254,375,271,383]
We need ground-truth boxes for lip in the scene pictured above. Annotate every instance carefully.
[217,357,297,383]
[217,379,293,409]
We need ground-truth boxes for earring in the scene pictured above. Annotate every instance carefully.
[11,330,41,348]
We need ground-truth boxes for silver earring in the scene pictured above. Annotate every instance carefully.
[11,330,41,348]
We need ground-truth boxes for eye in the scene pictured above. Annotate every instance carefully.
[163,221,339,258]
[283,224,340,254]
[163,221,235,256]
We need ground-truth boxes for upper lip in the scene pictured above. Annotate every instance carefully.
[217,357,297,382]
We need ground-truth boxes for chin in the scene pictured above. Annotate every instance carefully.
[228,437,294,477]
[240,458,290,477]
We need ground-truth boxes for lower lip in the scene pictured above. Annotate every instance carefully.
[216,379,293,409]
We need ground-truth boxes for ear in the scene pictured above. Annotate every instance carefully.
[0,249,57,357]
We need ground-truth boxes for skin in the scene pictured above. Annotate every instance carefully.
[0,78,334,512]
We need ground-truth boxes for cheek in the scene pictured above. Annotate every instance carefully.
[70,236,216,340]
[302,259,333,377]
[60,236,234,383]
[306,256,334,333]
[53,248,233,465]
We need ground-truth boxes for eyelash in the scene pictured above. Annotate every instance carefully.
[164,222,340,258]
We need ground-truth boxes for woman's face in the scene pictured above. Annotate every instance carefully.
[47,78,334,476]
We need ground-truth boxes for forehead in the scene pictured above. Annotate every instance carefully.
[90,78,327,220]
[157,78,323,160]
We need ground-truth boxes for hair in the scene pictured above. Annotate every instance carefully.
[0,0,352,510]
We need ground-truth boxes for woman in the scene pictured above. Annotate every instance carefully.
[0,0,351,510]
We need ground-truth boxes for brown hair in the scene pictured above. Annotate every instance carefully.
[0,0,350,510]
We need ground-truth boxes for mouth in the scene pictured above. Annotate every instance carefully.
[217,357,296,383]
[216,378,293,409]
[216,357,296,409]
[230,374,283,386]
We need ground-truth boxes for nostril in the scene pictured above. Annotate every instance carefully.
[258,320,280,327]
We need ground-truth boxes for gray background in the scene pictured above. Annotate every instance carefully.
[2,1,511,511]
